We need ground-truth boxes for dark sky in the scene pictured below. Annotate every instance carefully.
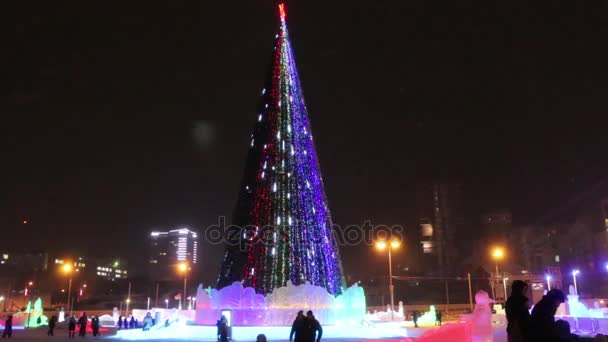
[2,1,608,284]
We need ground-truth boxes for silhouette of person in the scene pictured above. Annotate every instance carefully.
[505,280,530,342]
[290,310,305,342]
[91,316,100,336]
[301,311,322,342]
[216,315,228,342]
[48,315,57,336]
[2,315,12,338]
[77,313,88,337]
[68,316,77,338]
[529,289,566,341]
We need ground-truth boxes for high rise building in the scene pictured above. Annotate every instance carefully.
[149,228,198,281]
[415,181,465,276]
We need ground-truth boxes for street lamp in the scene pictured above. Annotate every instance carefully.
[572,270,580,295]
[491,247,505,301]
[62,263,73,316]
[178,263,189,310]
[375,238,401,320]
[546,275,552,290]
[165,299,169,309]
[502,277,509,301]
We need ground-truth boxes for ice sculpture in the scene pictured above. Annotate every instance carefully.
[470,290,493,342]
[195,281,365,326]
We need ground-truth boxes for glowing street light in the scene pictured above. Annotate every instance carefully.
[572,270,580,295]
[374,238,401,320]
[165,298,169,309]
[546,275,552,290]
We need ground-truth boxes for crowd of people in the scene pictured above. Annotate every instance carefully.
[67,312,101,338]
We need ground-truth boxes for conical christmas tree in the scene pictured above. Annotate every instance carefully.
[218,3,345,295]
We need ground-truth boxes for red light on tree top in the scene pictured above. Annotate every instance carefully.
[278,3,286,20]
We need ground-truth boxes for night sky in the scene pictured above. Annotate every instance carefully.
[2,1,608,284]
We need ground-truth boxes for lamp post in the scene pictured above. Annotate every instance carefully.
[61,263,73,317]
[572,270,580,295]
[502,277,509,301]
[165,299,169,309]
[178,263,189,310]
[125,282,132,317]
[546,275,552,291]
[491,247,505,300]
[375,239,401,320]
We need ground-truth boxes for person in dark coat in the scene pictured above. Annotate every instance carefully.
[301,311,322,342]
[289,310,305,342]
[529,289,566,341]
[117,316,123,330]
[129,316,135,329]
[435,310,442,326]
[68,316,77,338]
[216,315,228,342]
[505,280,530,342]
[48,315,57,336]
[412,311,419,328]
[91,316,100,337]
[78,313,88,337]
[2,315,12,338]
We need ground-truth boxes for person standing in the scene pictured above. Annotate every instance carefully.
[216,315,228,342]
[142,313,153,331]
[129,316,135,329]
[435,310,442,326]
[48,315,57,336]
[68,316,77,338]
[2,315,12,338]
[91,316,100,337]
[412,311,419,328]
[77,312,88,337]
[301,311,322,342]
[289,311,305,342]
[505,280,531,342]
[117,316,122,330]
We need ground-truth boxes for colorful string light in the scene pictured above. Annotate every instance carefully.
[218,3,344,295]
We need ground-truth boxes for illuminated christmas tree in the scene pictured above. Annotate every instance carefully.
[218,3,345,295]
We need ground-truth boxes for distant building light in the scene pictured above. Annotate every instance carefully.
[2,254,8,260]
[151,232,160,236]
[555,255,560,263]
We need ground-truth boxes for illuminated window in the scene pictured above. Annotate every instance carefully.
[421,241,434,254]
[555,255,560,263]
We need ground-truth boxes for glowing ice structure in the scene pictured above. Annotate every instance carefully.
[115,282,415,340]
[365,302,405,321]
[195,281,365,326]
[566,294,604,318]
[0,297,48,330]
